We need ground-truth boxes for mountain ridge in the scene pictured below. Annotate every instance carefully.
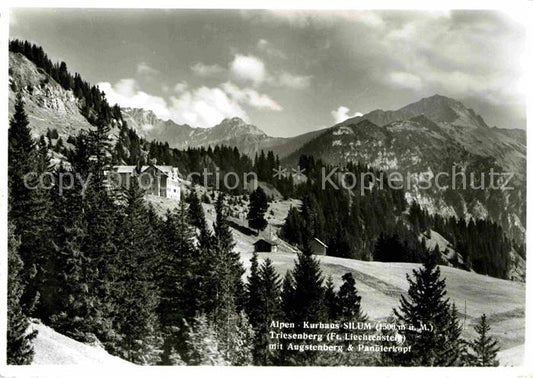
[8,49,526,243]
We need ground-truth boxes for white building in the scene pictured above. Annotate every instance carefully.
[109,164,181,201]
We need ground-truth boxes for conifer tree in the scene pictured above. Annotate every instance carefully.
[255,258,282,365]
[246,255,283,364]
[184,314,228,366]
[467,314,500,367]
[112,179,162,364]
[440,303,467,366]
[188,187,206,229]
[202,193,246,361]
[8,92,52,315]
[223,311,254,366]
[80,166,117,344]
[157,202,197,364]
[47,165,98,341]
[281,206,303,247]
[281,242,328,364]
[245,252,263,328]
[187,187,212,247]
[7,221,36,365]
[281,271,296,322]
[392,253,452,366]
[8,93,35,223]
[286,242,328,325]
[324,276,338,320]
[337,272,366,322]
[247,187,268,231]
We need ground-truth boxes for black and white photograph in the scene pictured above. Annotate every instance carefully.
[1,3,530,375]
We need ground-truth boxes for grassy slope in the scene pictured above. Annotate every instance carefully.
[148,194,526,366]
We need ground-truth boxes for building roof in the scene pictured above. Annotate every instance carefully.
[114,165,138,174]
[253,238,279,246]
[312,238,328,248]
[112,164,181,179]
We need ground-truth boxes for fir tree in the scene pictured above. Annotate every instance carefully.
[223,311,254,366]
[281,206,303,247]
[247,187,268,231]
[185,314,228,366]
[202,193,246,360]
[8,93,35,221]
[7,221,37,365]
[324,276,338,321]
[8,92,52,315]
[467,314,500,367]
[285,250,327,325]
[188,187,206,229]
[112,179,163,364]
[337,272,366,322]
[247,257,283,365]
[75,109,120,344]
[281,271,296,322]
[245,252,263,329]
[440,303,467,366]
[47,165,97,341]
[187,187,211,247]
[281,244,327,364]
[391,253,452,366]
[157,202,197,364]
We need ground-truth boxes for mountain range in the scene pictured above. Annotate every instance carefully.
[8,50,526,243]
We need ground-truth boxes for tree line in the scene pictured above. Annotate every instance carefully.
[280,156,517,280]
[8,93,501,366]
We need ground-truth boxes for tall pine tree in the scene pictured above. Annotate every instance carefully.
[467,314,500,366]
[391,253,455,366]
[247,187,268,231]
[7,221,37,365]
[8,92,52,315]
[112,179,163,364]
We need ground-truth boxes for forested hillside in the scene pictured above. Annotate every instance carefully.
[7,40,523,366]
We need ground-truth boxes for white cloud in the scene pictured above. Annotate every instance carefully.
[173,81,188,94]
[387,71,423,91]
[354,12,385,28]
[221,82,282,111]
[257,39,287,59]
[136,62,159,76]
[375,12,525,106]
[269,72,312,89]
[230,54,266,86]
[263,10,386,29]
[168,86,249,127]
[190,62,226,78]
[98,79,170,118]
[193,51,310,90]
[331,106,363,124]
[99,78,282,128]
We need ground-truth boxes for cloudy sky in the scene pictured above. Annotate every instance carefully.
[10,9,526,137]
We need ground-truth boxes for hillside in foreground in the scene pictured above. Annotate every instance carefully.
[30,321,131,365]
[148,194,525,366]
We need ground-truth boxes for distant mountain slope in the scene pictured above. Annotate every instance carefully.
[344,94,489,128]
[342,94,525,174]
[283,96,526,242]
[122,107,327,158]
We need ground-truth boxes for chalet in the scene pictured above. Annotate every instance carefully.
[310,238,327,256]
[108,164,181,201]
[253,239,279,253]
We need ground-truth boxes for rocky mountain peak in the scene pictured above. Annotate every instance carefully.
[400,94,489,128]
[215,117,266,136]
